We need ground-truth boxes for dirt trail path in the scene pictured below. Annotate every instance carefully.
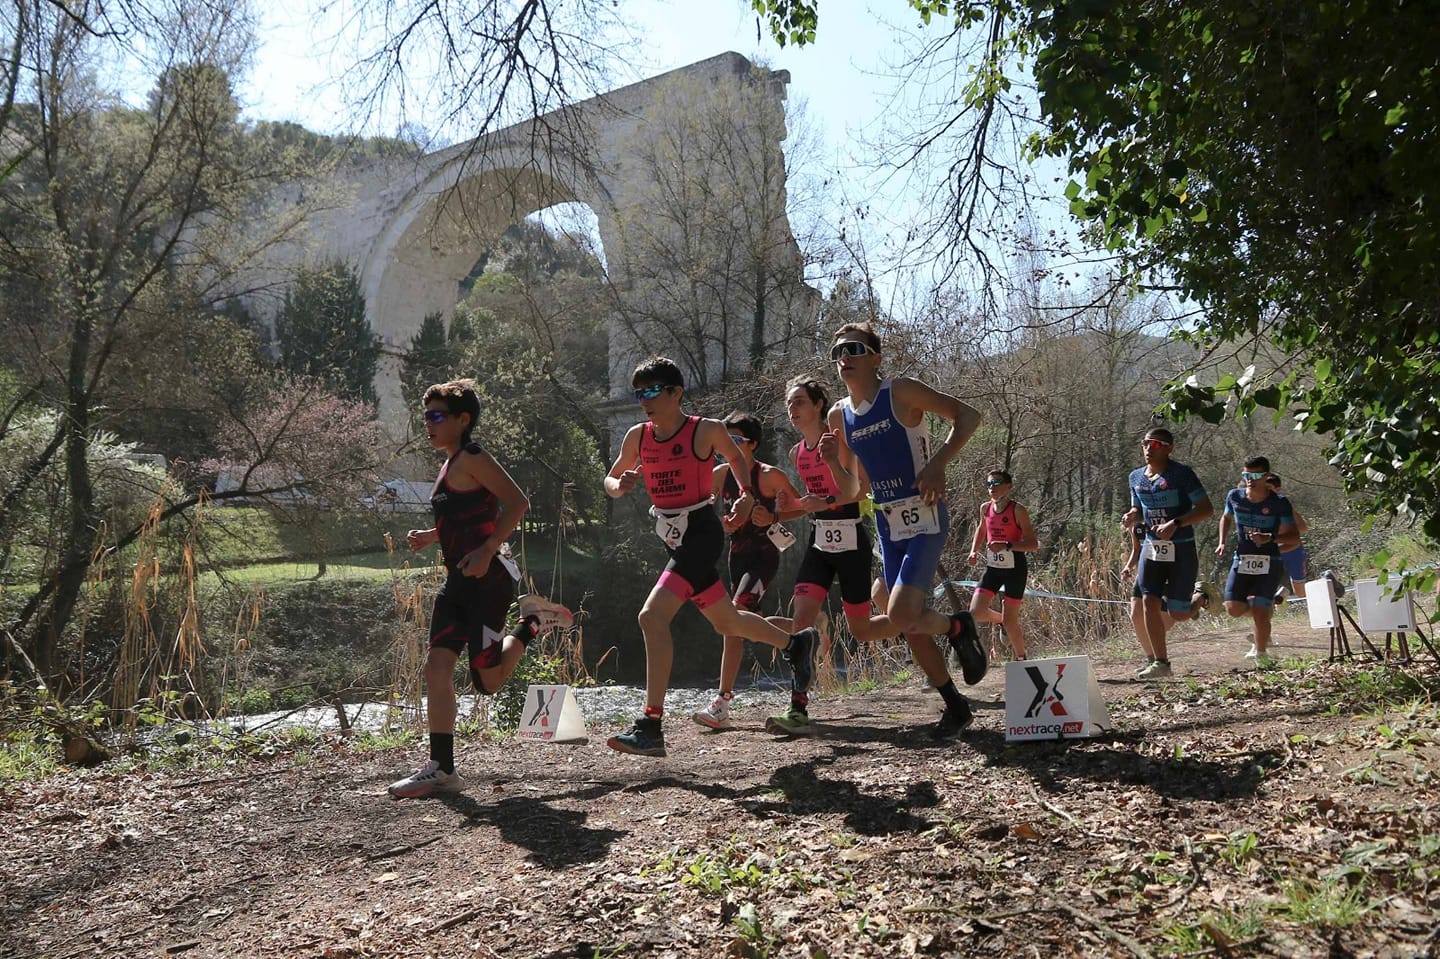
[5,621,1439,958]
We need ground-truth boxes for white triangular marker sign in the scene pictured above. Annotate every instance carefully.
[1004,656,1111,742]
[517,684,587,743]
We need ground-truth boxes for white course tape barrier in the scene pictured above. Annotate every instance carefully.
[934,579,1129,606]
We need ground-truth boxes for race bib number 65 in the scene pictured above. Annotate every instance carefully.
[884,497,940,542]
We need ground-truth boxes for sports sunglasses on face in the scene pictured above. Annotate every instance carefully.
[729,434,755,446]
[422,409,451,424]
[1142,439,1172,450]
[830,340,878,361]
[1241,470,1268,480]
[633,384,674,401]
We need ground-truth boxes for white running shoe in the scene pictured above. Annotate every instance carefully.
[1245,643,1258,659]
[1137,660,1173,680]
[387,759,462,799]
[692,695,734,730]
[518,594,574,633]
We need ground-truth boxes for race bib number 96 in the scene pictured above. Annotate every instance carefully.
[985,549,1015,569]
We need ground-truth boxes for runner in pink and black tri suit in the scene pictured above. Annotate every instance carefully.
[603,357,819,757]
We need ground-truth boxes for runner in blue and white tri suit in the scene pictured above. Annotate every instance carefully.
[826,321,985,740]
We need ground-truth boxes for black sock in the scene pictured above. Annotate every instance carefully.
[936,680,967,713]
[513,616,539,647]
[430,732,455,774]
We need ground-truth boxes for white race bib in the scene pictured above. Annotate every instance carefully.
[985,548,1015,569]
[881,496,940,542]
[497,549,522,582]
[1238,554,1271,575]
[813,518,860,553]
[766,523,797,552]
[653,510,688,548]
[1145,539,1176,562]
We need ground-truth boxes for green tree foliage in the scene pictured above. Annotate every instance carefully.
[0,0,332,687]
[758,0,1440,547]
[444,222,611,537]
[275,262,379,404]
[398,311,450,412]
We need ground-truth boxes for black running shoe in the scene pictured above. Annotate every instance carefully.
[948,612,987,685]
[930,701,974,741]
[606,717,666,757]
[784,627,819,693]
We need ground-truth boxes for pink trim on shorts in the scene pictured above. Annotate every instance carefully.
[841,600,872,620]
[974,586,997,600]
[657,570,694,601]
[691,581,727,610]
[793,582,828,601]
[1002,594,1024,606]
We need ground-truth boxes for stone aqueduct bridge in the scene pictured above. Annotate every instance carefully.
[243,52,818,442]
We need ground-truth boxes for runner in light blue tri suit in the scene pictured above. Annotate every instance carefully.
[827,321,985,740]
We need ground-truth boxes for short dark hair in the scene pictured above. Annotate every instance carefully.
[723,411,763,446]
[831,322,881,354]
[1145,427,1175,445]
[423,379,480,442]
[786,375,829,410]
[987,468,1013,484]
[631,356,685,390]
[1266,472,1283,489]
[1244,455,1271,472]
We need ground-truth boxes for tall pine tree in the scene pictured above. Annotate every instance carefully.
[274,262,379,403]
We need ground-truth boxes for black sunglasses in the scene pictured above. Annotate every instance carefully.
[830,340,878,361]
[422,409,451,425]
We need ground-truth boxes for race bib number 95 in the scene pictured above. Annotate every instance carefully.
[1145,539,1176,563]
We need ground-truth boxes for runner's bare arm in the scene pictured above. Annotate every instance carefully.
[756,465,802,526]
[1273,519,1300,551]
[699,419,754,519]
[968,508,985,563]
[455,448,530,576]
[774,443,809,521]
[1291,505,1309,536]
[1012,504,1040,553]
[823,405,863,502]
[890,377,981,504]
[604,425,644,498]
[1215,511,1233,557]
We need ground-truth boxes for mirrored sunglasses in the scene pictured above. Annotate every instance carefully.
[985,479,1009,487]
[729,434,754,446]
[422,409,451,425]
[830,340,878,361]
[633,384,673,402]
[1241,470,1268,481]
[1142,439,1172,450]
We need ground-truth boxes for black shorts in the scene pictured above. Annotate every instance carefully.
[977,553,1028,602]
[1224,554,1283,608]
[1137,539,1200,612]
[729,543,780,611]
[429,559,516,663]
[793,523,873,607]
[660,505,725,598]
